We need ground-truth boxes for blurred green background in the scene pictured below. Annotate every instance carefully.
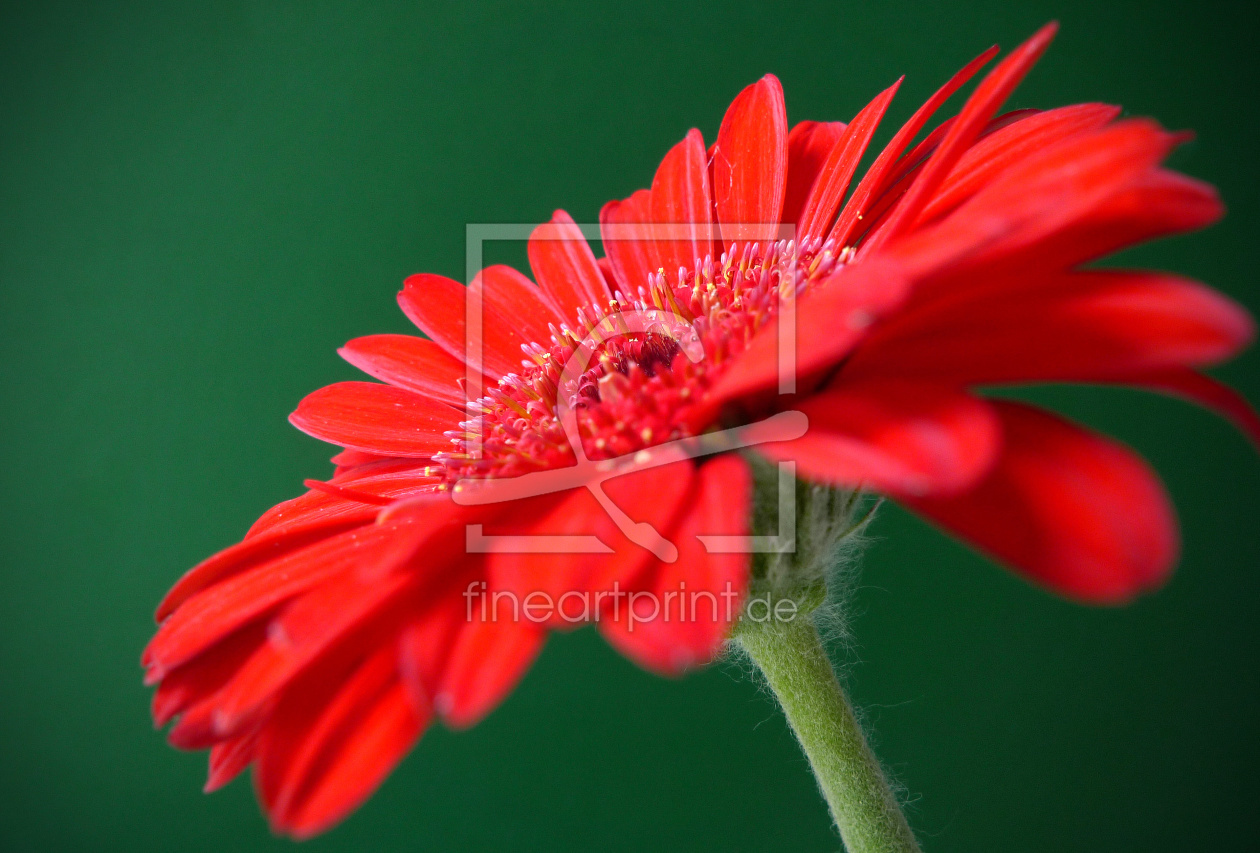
[2,1,1257,850]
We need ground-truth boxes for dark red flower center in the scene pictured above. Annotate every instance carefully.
[430,238,842,485]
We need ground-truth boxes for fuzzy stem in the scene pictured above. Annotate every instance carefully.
[736,615,920,853]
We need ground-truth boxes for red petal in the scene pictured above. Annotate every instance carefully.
[889,119,1182,282]
[1110,367,1260,451]
[153,510,376,624]
[204,731,257,792]
[397,272,528,378]
[151,623,267,726]
[253,642,385,810]
[829,45,999,248]
[599,455,751,675]
[758,381,1001,496]
[289,381,461,458]
[330,448,395,473]
[165,694,227,750]
[248,466,436,540]
[338,334,473,406]
[146,519,419,680]
[906,401,1178,604]
[650,128,716,280]
[914,102,1121,225]
[258,645,427,839]
[282,683,423,838]
[984,168,1224,275]
[436,606,545,729]
[207,503,472,735]
[782,121,847,231]
[209,566,418,736]
[845,110,1035,249]
[868,22,1058,252]
[471,263,563,346]
[528,210,611,321]
[595,255,619,291]
[855,115,962,236]
[845,270,1256,384]
[600,189,657,294]
[796,79,901,243]
[712,75,789,244]
[396,594,468,711]
[487,459,697,628]
[156,495,468,683]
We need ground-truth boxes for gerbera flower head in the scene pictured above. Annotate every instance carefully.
[144,22,1257,838]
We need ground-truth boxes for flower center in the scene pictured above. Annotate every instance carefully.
[572,330,683,409]
[430,237,844,485]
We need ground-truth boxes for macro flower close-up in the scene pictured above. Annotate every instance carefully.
[139,18,1257,846]
[4,3,1259,852]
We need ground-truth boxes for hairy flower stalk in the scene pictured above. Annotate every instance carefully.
[738,618,918,853]
[735,459,918,852]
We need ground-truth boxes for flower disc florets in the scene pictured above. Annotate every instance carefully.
[432,237,843,484]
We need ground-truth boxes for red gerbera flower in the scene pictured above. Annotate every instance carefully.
[145,22,1257,838]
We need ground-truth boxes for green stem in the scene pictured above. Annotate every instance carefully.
[736,615,920,853]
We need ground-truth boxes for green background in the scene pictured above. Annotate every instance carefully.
[3,1,1257,850]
